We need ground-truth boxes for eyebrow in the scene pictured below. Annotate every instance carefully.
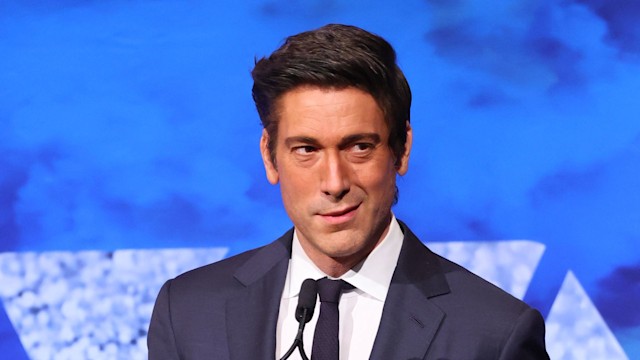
[339,133,382,147]
[284,133,382,148]
[284,136,321,148]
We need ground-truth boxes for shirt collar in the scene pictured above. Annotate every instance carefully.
[283,215,404,302]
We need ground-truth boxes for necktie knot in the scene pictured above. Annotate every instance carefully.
[316,278,346,304]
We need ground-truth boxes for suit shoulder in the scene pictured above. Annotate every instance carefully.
[437,254,530,312]
[428,254,548,357]
[166,244,274,301]
[166,230,292,297]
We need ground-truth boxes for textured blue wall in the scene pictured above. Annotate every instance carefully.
[1,1,639,358]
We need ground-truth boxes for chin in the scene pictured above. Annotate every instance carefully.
[326,242,369,260]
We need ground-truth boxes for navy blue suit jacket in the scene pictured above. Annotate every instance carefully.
[148,222,549,359]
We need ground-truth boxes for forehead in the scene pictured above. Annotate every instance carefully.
[275,86,387,137]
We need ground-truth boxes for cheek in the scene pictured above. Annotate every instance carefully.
[279,174,313,206]
[359,162,397,194]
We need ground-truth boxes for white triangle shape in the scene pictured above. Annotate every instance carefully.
[546,270,628,360]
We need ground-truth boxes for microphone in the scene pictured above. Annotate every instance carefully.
[296,279,318,324]
[280,279,317,360]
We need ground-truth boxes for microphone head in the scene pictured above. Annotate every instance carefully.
[295,278,318,324]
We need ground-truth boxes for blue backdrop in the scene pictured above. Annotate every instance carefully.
[1,1,639,359]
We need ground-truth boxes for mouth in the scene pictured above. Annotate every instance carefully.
[318,204,360,225]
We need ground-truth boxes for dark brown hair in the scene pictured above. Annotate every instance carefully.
[252,24,411,164]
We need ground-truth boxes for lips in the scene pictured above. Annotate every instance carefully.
[318,204,360,225]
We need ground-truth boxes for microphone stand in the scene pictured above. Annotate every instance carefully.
[279,307,311,360]
[280,278,316,360]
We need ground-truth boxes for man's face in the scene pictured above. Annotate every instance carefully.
[260,86,412,274]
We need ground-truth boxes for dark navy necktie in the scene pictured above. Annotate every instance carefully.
[311,278,351,360]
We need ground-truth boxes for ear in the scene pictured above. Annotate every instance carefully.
[260,129,279,184]
[396,121,412,176]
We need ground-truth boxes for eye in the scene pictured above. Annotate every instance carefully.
[293,145,317,155]
[351,143,374,153]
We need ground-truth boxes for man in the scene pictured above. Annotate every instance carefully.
[148,24,549,359]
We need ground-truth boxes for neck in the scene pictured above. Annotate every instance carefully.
[317,257,361,278]
[297,217,393,278]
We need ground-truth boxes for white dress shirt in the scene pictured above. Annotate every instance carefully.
[275,216,404,360]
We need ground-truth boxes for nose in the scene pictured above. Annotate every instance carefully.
[320,151,350,200]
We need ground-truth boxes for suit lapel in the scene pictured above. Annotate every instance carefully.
[370,224,451,360]
[226,230,293,360]
[222,224,449,359]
